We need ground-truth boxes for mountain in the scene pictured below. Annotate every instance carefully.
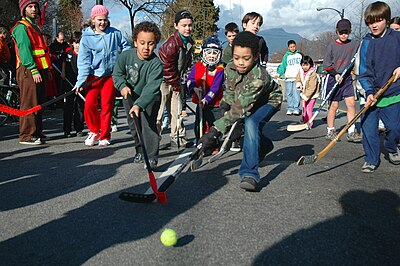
[217,28,305,56]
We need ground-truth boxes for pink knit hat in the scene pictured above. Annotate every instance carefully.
[91,5,109,19]
[19,0,40,17]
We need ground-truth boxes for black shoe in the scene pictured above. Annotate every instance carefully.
[240,176,258,191]
[133,153,144,163]
[259,138,274,163]
[64,132,73,138]
[38,134,49,141]
[144,159,158,170]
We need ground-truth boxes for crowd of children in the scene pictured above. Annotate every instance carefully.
[1,0,399,190]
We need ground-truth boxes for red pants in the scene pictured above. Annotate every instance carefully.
[84,75,115,140]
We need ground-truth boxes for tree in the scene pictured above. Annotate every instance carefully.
[57,0,83,38]
[112,0,172,36]
[160,0,219,40]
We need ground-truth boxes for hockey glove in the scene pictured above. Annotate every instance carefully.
[198,127,221,153]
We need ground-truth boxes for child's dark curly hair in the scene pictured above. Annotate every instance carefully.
[232,31,259,57]
[133,21,161,44]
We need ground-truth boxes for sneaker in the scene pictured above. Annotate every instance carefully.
[76,131,83,137]
[325,131,339,141]
[286,110,293,115]
[144,159,158,170]
[19,137,43,145]
[98,139,111,147]
[388,149,400,165]
[230,140,241,152]
[85,132,99,146]
[111,125,118,133]
[347,131,362,143]
[292,109,300,116]
[239,176,258,191]
[133,152,144,163]
[362,162,377,173]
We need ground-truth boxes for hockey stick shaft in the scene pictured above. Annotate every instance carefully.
[51,63,85,102]
[297,74,395,165]
[0,74,110,117]
[287,56,356,131]
[208,120,238,163]
[131,113,167,203]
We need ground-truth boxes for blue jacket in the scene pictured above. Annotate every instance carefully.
[358,28,400,98]
[76,26,131,88]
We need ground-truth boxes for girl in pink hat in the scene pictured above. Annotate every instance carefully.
[75,5,130,147]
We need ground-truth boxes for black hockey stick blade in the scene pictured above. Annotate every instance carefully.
[119,145,201,203]
[119,175,175,203]
[297,154,318,165]
[190,153,203,171]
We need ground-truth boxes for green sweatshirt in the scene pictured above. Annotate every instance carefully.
[11,17,43,75]
[112,48,163,110]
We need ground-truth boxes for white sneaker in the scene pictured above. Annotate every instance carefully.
[111,125,118,132]
[292,110,300,116]
[286,110,293,115]
[85,132,99,146]
[98,139,111,147]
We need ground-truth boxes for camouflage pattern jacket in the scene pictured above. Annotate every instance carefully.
[213,62,282,134]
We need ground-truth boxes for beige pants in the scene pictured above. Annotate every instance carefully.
[157,81,186,139]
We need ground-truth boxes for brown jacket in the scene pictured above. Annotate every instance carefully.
[296,67,320,101]
[158,31,193,91]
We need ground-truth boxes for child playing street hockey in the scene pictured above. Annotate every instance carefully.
[74,4,131,147]
[323,19,361,143]
[358,1,400,172]
[242,12,269,65]
[186,36,224,142]
[296,55,320,129]
[112,21,163,170]
[222,22,239,64]
[277,40,302,116]
[198,31,282,192]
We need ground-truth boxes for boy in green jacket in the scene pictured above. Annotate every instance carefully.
[113,22,164,170]
[198,31,282,191]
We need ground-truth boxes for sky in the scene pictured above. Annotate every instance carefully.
[82,0,400,39]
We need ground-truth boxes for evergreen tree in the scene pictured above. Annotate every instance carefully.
[161,0,219,41]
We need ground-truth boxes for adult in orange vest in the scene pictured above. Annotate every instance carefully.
[11,0,52,145]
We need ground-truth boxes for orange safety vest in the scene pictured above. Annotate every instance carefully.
[12,18,51,70]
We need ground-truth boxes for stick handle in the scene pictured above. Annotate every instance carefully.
[316,74,395,162]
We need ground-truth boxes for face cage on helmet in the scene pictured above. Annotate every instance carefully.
[201,48,221,66]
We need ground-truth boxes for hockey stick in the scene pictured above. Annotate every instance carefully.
[297,74,395,165]
[0,74,110,117]
[208,120,238,163]
[51,63,85,102]
[287,56,356,132]
[125,113,167,203]
[119,143,202,203]
[190,73,207,170]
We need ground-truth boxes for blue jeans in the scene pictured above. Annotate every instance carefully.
[239,104,278,182]
[361,102,400,165]
[285,80,300,112]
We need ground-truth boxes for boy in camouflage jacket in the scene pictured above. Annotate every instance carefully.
[199,31,282,191]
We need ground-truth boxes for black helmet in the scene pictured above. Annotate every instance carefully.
[201,36,222,67]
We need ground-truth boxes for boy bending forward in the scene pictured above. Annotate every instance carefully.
[199,31,282,191]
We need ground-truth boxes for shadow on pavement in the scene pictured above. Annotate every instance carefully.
[252,189,400,265]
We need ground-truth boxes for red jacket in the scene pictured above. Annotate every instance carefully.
[158,31,194,91]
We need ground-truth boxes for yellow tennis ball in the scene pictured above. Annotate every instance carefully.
[160,229,178,247]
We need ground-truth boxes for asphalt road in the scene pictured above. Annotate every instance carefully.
[0,102,399,265]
